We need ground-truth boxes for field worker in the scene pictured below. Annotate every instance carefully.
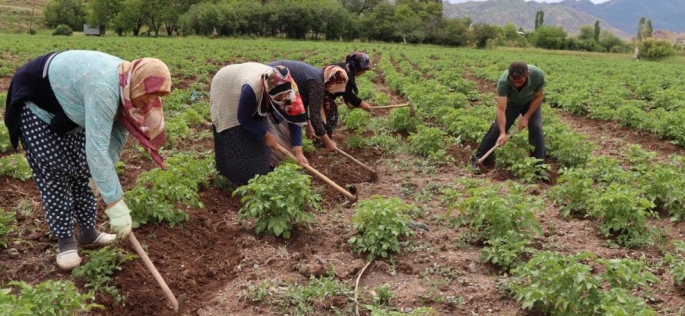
[331,52,373,112]
[210,63,308,186]
[4,50,172,271]
[267,60,348,152]
[470,61,547,179]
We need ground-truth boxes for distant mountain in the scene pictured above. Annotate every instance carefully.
[443,0,685,39]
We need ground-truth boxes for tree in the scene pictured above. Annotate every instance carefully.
[638,38,674,60]
[636,17,652,41]
[44,0,87,31]
[531,25,566,50]
[577,25,594,41]
[471,22,499,48]
[593,20,600,43]
[339,0,383,16]
[534,10,544,30]
[86,0,120,35]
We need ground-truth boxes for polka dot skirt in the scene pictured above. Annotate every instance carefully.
[19,106,97,239]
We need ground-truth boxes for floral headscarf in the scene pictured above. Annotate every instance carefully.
[323,65,348,95]
[259,65,307,125]
[118,58,171,170]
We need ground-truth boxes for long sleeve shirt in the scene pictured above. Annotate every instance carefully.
[27,50,127,205]
[237,85,302,146]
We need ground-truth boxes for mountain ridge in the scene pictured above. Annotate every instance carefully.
[443,0,685,39]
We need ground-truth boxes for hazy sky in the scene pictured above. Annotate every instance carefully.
[448,0,612,3]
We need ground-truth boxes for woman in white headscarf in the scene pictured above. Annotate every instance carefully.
[210,63,308,186]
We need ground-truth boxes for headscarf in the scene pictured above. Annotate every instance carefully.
[345,52,371,72]
[259,66,307,125]
[323,65,348,95]
[118,58,171,170]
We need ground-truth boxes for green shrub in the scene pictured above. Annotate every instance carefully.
[407,126,448,157]
[234,163,321,238]
[0,280,102,315]
[341,108,371,133]
[52,25,73,36]
[638,38,675,60]
[387,108,420,133]
[348,196,414,260]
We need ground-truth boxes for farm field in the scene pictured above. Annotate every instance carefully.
[1,34,685,316]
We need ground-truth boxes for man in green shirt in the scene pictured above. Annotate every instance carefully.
[471,62,547,179]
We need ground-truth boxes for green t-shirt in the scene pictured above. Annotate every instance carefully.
[496,65,545,107]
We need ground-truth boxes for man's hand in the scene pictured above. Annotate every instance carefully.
[496,133,508,146]
[264,132,279,150]
[105,199,132,239]
[518,116,529,130]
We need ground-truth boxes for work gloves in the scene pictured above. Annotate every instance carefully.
[105,199,132,239]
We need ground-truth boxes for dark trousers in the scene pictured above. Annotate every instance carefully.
[475,102,545,162]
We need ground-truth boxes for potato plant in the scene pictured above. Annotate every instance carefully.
[348,196,414,260]
[72,246,137,306]
[234,163,321,238]
[0,208,17,248]
[0,154,32,181]
[0,280,102,315]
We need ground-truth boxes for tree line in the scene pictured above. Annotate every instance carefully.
[43,0,677,58]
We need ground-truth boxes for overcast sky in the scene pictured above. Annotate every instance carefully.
[448,0,612,3]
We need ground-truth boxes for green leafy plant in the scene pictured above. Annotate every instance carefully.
[234,163,321,238]
[407,126,449,157]
[480,231,532,271]
[0,208,17,248]
[505,157,550,183]
[72,246,137,306]
[452,181,542,243]
[348,196,415,260]
[127,153,213,227]
[587,183,655,247]
[512,251,658,315]
[387,108,420,133]
[365,306,435,316]
[0,121,10,153]
[0,154,32,181]
[0,280,102,315]
[341,108,371,133]
[52,24,73,36]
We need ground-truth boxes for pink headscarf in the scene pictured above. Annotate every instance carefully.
[118,58,171,170]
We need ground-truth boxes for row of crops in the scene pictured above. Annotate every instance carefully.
[1,34,685,315]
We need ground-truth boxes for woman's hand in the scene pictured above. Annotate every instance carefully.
[293,146,309,165]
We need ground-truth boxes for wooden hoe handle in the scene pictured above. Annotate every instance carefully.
[276,144,357,201]
[129,233,180,312]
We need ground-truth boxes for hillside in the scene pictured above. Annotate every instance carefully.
[443,0,630,38]
[444,0,685,40]
[0,0,48,33]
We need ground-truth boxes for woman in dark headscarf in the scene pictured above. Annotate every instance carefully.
[267,60,348,151]
[4,50,172,271]
[331,52,373,111]
[210,63,308,186]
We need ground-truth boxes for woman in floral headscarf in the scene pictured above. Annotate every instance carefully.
[4,50,172,271]
[210,63,308,186]
[267,60,348,152]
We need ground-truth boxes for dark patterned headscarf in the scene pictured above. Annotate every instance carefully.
[345,52,371,72]
[259,66,307,125]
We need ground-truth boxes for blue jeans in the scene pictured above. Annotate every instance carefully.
[475,102,545,162]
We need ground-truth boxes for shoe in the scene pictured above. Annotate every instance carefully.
[82,232,116,249]
[470,155,482,175]
[56,250,82,271]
